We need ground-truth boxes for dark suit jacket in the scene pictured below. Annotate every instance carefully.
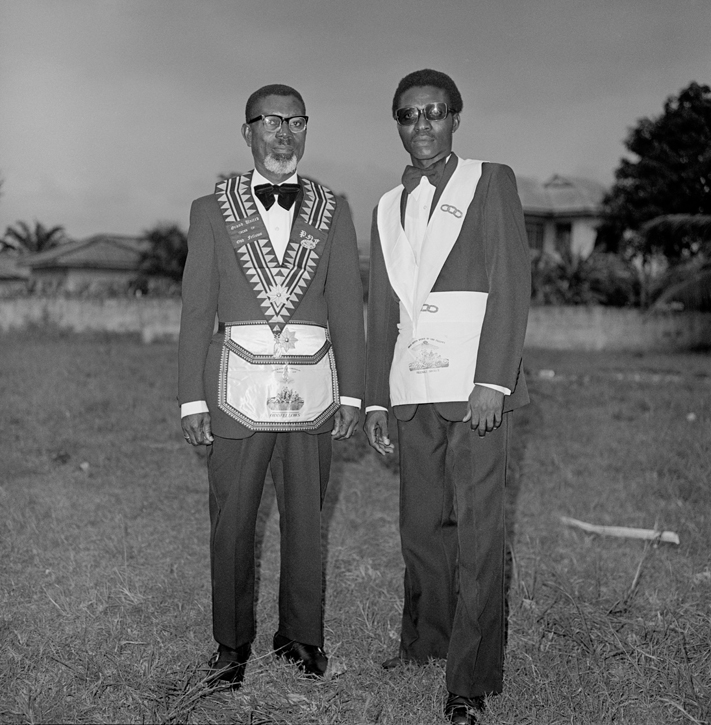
[179,178,365,439]
[366,156,530,422]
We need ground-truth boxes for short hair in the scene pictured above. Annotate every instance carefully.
[245,84,306,122]
[392,69,463,117]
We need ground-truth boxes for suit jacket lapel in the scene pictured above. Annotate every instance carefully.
[412,158,484,329]
[377,186,417,321]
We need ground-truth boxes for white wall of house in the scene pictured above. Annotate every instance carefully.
[534,216,598,259]
[570,219,597,258]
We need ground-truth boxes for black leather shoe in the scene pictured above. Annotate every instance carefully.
[381,655,405,669]
[273,633,328,677]
[444,693,485,724]
[381,645,413,669]
[206,643,251,689]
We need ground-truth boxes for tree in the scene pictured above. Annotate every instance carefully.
[135,223,188,292]
[598,82,711,261]
[1,220,67,254]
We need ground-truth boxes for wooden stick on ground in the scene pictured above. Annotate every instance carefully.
[560,516,680,545]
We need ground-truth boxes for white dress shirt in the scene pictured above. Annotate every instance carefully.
[251,169,297,264]
[181,170,360,419]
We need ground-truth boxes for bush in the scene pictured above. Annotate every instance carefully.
[531,251,640,307]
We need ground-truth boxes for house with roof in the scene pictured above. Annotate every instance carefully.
[0,255,31,296]
[518,174,606,259]
[17,234,149,294]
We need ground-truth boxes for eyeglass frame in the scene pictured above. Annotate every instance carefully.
[394,102,451,126]
[247,114,309,133]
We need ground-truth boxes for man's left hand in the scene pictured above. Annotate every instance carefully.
[332,404,360,440]
[464,386,504,437]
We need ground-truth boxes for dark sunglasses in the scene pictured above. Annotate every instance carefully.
[394,103,450,126]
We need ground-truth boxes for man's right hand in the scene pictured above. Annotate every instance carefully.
[364,410,395,456]
[182,412,214,446]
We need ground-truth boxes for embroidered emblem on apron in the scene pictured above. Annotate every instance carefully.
[408,339,450,371]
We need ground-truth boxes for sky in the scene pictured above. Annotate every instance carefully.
[1,0,710,242]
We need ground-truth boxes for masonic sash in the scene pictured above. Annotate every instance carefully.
[377,159,488,405]
[213,174,340,430]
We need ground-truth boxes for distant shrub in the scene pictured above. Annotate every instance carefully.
[531,251,640,307]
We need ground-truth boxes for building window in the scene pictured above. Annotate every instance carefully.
[525,220,545,252]
[555,222,572,254]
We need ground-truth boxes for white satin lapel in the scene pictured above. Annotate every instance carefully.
[377,185,417,321]
[413,159,484,328]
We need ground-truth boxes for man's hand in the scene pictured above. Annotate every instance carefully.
[182,412,214,446]
[331,404,360,440]
[464,386,504,437]
[364,410,395,455]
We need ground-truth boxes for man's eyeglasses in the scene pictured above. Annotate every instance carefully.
[247,114,309,133]
[394,103,450,126]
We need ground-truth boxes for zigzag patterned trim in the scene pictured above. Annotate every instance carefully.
[300,178,335,231]
[215,174,256,221]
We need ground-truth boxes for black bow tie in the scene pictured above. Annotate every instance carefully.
[253,182,300,210]
[401,157,447,194]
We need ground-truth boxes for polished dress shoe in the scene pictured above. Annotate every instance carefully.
[381,645,413,669]
[444,693,485,724]
[206,642,251,689]
[381,655,405,669]
[273,633,328,677]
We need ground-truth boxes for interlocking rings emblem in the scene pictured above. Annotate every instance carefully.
[440,204,463,218]
[420,304,439,313]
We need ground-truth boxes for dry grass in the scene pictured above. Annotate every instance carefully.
[0,330,709,724]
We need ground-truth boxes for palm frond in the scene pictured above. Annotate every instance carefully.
[640,214,711,250]
[652,266,711,312]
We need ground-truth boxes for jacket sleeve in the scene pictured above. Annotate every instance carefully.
[474,164,531,391]
[324,199,366,403]
[178,198,220,405]
[365,206,400,409]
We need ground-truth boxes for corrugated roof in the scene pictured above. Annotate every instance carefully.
[518,174,606,216]
[19,234,149,271]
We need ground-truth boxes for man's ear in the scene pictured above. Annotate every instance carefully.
[241,123,252,148]
[451,113,460,134]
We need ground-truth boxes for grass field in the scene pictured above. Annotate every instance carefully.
[0,330,709,724]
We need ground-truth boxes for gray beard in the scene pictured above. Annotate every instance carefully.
[263,153,298,176]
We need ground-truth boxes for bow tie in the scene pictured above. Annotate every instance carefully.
[401,157,447,194]
[253,182,300,210]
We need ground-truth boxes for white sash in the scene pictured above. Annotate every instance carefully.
[218,322,339,431]
[377,158,487,406]
[377,158,483,333]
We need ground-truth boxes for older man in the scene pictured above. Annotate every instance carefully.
[179,84,364,688]
[365,69,530,724]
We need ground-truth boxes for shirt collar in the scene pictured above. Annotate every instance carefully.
[251,169,299,188]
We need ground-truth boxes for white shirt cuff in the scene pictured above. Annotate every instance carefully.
[339,396,361,409]
[476,382,511,396]
[365,405,388,414]
[181,400,209,417]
